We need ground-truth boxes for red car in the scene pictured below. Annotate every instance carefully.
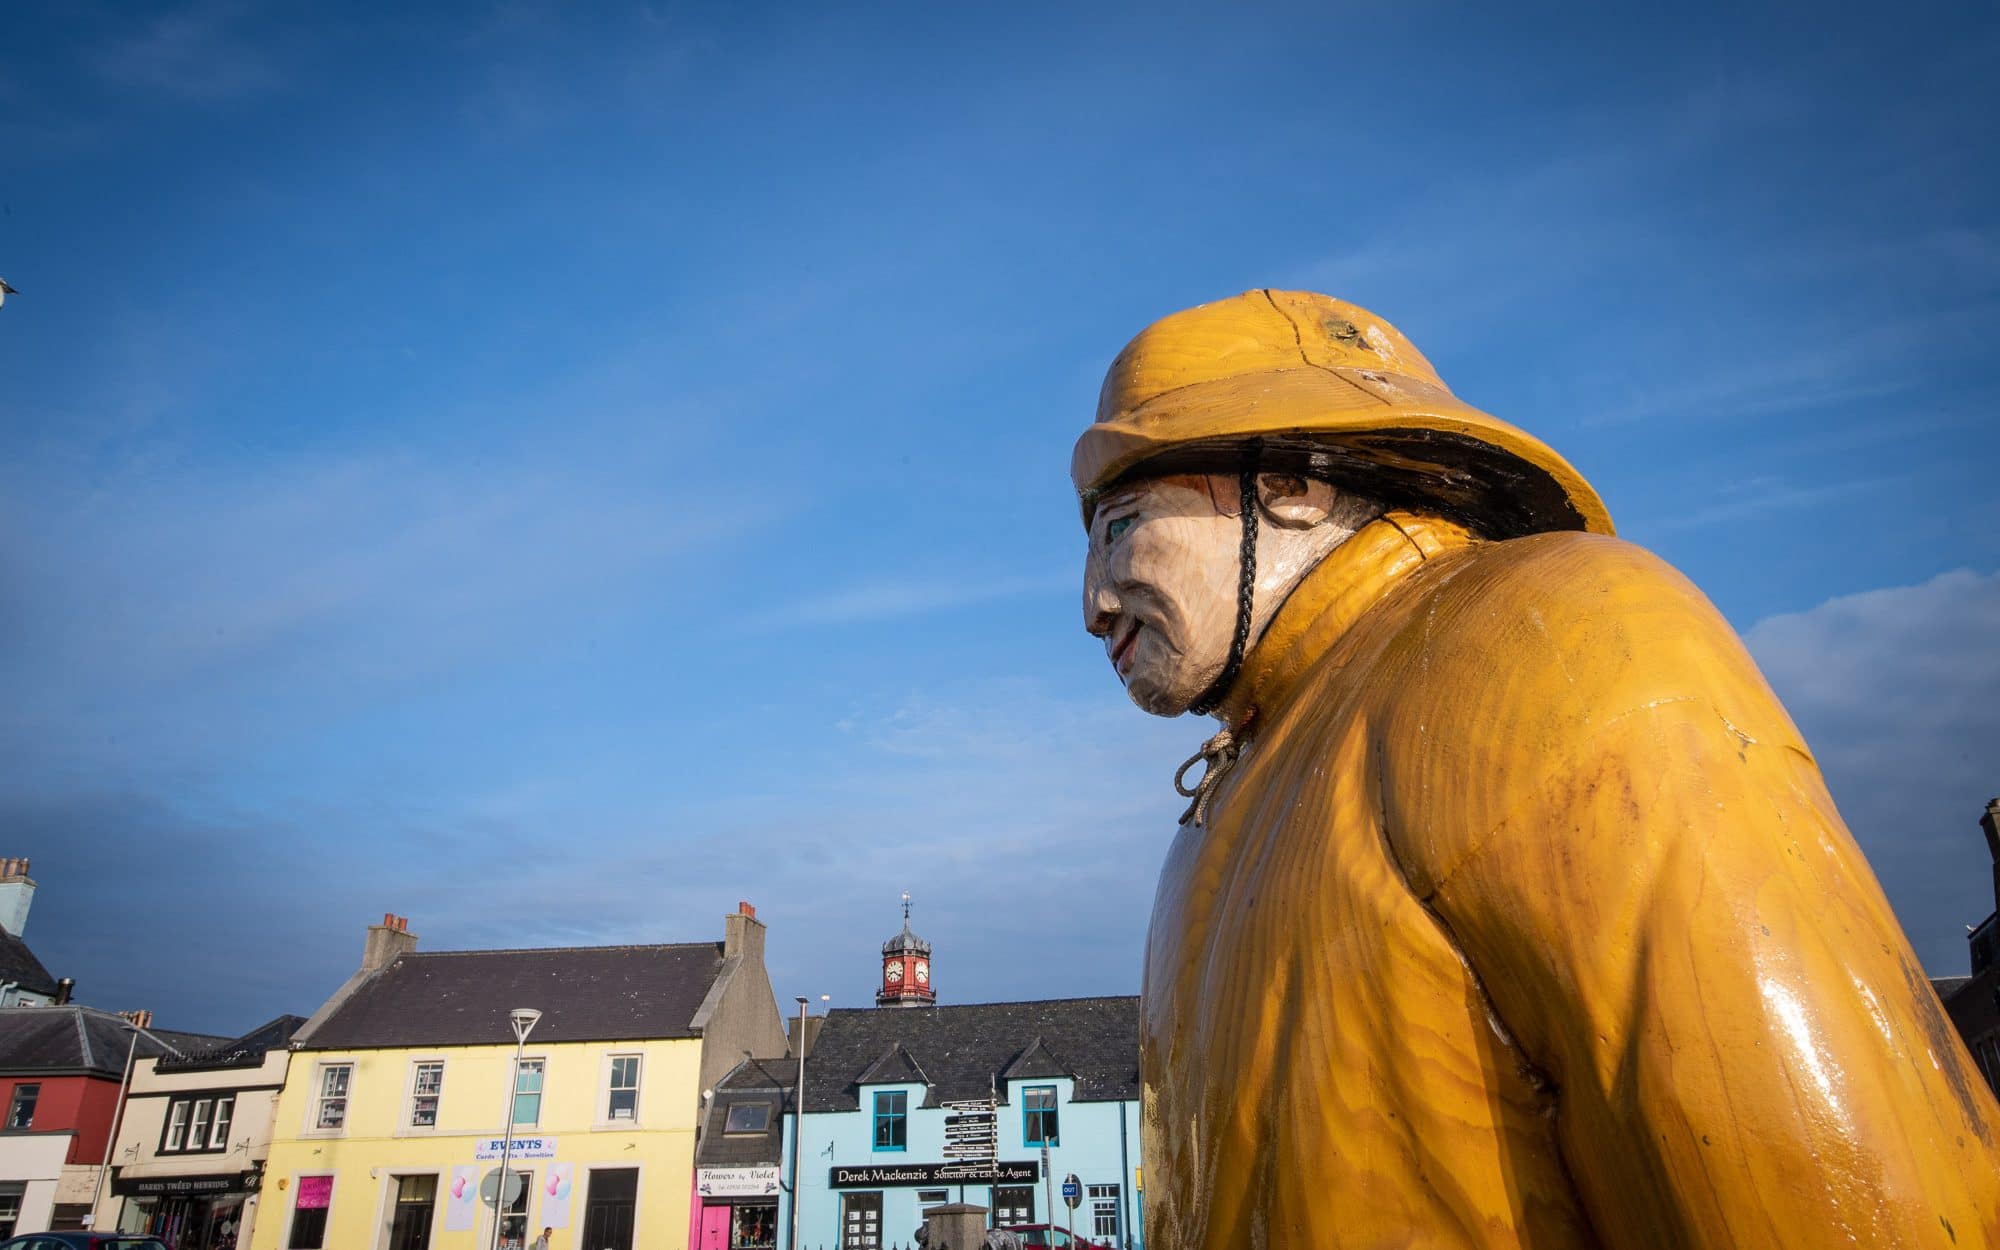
[1000,1225,1111,1249]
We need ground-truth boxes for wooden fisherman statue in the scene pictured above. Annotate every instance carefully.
[1075,290,2000,1248]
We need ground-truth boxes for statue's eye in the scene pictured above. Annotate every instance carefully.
[1105,516,1134,544]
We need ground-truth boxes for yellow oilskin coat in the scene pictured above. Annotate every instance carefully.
[1142,511,2000,1249]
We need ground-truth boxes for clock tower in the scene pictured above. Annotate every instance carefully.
[877,891,935,1007]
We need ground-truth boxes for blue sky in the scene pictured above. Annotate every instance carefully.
[2,2,1996,1034]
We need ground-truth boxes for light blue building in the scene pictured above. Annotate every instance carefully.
[774,996,1142,1250]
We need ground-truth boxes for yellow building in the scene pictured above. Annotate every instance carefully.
[254,906,783,1250]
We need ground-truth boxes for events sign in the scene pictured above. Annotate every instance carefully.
[474,1136,558,1160]
[831,1161,1039,1189]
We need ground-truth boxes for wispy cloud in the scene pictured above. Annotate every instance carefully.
[93,2,280,101]
[1646,472,1907,533]
[0,437,745,775]
[1747,567,2000,974]
[756,574,1070,630]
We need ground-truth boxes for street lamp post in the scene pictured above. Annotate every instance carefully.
[491,1007,541,1250]
[788,997,806,1250]
[786,994,827,1250]
[88,1019,186,1231]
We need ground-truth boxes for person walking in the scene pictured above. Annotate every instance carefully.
[530,1227,552,1250]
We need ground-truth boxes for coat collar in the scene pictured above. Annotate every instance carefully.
[1217,510,1478,731]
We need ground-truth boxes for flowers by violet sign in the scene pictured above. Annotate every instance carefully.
[474,1136,557,1160]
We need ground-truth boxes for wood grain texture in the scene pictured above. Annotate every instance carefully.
[1141,513,2000,1248]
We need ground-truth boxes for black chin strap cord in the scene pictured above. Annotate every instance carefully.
[1188,440,1262,718]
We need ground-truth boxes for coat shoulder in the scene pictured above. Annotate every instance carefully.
[1366,531,1811,894]
[1399,531,1783,726]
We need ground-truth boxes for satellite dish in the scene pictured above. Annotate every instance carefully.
[478,1167,526,1207]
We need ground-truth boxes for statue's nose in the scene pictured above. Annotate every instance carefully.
[1083,561,1120,638]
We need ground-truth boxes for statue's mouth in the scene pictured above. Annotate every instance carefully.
[1110,618,1142,674]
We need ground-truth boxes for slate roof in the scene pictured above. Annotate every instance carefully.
[0,1007,231,1078]
[799,997,1139,1113]
[156,1013,308,1073]
[301,942,728,1049]
[1943,969,2000,1062]
[0,929,58,997]
[698,1056,796,1168]
[856,1042,930,1088]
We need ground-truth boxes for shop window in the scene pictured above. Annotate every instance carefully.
[0,1181,21,1237]
[917,1189,950,1211]
[49,1201,91,1230]
[872,1090,907,1151]
[724,1100,771,1134]
[411,1061,445,1127]
[840,1191,881,1249]
[1088,1184,1121,1240]
[496,1169,531,1248]
[6,1083,36,1129]
[314,1063,352,1131]
[1022,1086,1059,1147]
[991,1186,1034,1226]
[512,1058,545,1127]
[289,1175,333,1249]
[730,1201,778,1250]
[606,1054,640,1121]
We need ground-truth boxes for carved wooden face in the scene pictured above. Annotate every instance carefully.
[1083,472,1358,717]
[1083,475,1243,715]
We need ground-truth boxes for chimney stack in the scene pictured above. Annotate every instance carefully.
[118,1009,153,1029]
[0,858,36,939]
[362,913,419,973]
[724,900,766,963]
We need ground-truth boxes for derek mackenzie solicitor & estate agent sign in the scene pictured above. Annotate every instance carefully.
[830,1161,1040,1188]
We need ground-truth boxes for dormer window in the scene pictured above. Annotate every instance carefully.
[1023,1085,1059,1146]
[872,1090,908,1151]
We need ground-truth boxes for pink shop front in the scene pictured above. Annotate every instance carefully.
[691,1167,780,1250]
[692,1058,789,1250]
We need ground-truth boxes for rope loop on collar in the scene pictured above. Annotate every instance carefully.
[1173,706,1257,827]
[1174,729,1237,827]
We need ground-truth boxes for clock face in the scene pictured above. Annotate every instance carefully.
[885,961,904,982]
[914,960,929,985]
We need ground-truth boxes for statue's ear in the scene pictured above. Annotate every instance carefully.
[1256,473,1338,529]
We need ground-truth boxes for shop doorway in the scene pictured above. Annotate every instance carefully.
[388,1174,437,1250]
[839,1191,881,1250]
[580,1167,637,1250]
